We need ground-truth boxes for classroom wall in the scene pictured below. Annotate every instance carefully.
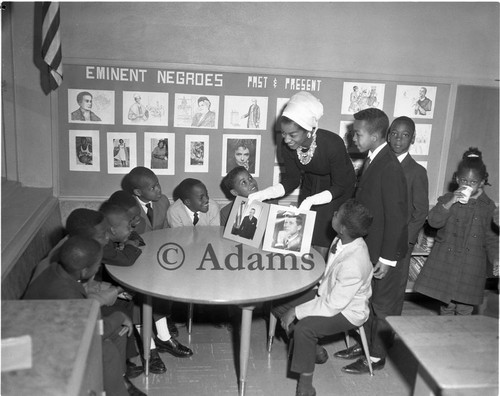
[3,2,499,200]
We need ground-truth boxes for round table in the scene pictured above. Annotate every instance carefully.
[106,226,325,395]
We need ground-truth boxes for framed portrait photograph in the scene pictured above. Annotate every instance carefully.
[394,85,437,119]
[185,135,209,173]
[69,129,100,172]
[173,93,219,129]
[262,205,316,256]
[341,82,386,114]
[221,134,261,177]
[107,132,136,174]
[223,95,268,130]
[144,132,175,175]
[122,91,168,126]
[68,89,115,124]
[223,196,270,248]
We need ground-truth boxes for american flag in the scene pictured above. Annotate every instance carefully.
[41,2,63,87]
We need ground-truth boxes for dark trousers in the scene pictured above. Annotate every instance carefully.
[273,289,356,374]
[103,328,128,396]
[364,252,409,359]
[102,299,138,359]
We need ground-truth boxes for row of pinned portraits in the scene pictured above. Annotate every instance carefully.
[68,84,437,127]
[69,130,262,176]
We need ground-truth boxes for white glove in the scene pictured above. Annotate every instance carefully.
[298,190,333,210]
[247,183,285,203]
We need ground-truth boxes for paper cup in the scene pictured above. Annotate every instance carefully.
[458,185,473,204]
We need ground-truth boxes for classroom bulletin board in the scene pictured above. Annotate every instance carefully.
[58,62,451,202]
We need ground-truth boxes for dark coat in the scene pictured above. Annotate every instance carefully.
[280,129,356,247]
[355,144,408,263]
[414,191,498,305]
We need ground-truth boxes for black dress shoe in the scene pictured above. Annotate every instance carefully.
[315,346,328,364]
[125,360,143,379]
[333,343,363,360]
[167,319,179,338]
[155,337,193,357]
[123,375,147,396]
[341,357,385,374]
[142,348,167,374]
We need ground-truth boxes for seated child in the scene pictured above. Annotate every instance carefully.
[272,199,373,396]
[167,178,220,227]
[107,190,146,246]
[121,166,170,233]
[220,166,259,226]
[23,236,143,396]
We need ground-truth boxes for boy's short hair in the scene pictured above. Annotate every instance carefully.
[353,108,389,139]
[339,199,373,239]
[391,116,416,136]
[66,209,105,238]
[99,202,128,226]
[223,166,248,191]
[108,190,139,211]
[59,236,101,273]
[121,166,157,193]
[175,178,204,201]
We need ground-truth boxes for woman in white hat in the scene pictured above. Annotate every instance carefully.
[250,92,355,258]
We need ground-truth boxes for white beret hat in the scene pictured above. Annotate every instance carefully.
[282,91,324,132]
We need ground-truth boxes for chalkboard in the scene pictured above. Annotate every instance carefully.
[57,62,451,203]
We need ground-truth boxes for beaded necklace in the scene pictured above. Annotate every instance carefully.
[296,132,317,165]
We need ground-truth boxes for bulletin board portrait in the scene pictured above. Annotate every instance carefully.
[144,132,175,175]
[223,95,269,130]
[185,135,209,173]
[262,205,316,256]
[69,129,100,172]
[174,93,219,129]
[394,85,437,119]
[223,196,270,248]
[222,134,261,177]
[122,91,169,126]
[341,82,386,114]
[68,89,115,124]
[107,132,137,174]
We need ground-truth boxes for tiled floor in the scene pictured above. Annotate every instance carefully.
[129,294,497,396]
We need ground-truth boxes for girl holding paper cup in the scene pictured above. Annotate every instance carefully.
[249,92,356,258]
[414,147,498,315]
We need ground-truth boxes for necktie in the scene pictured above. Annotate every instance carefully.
[361,156,371,176]
[193,212,199,226]
[330,239,339,254]
[146,203,154,225]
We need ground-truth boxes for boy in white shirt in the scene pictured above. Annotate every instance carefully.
[273,199,373,396]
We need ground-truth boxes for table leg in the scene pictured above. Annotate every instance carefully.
[142,295,152,376]
[413,365,436,396]
[187,303,194,334]
[267,311,277,353]
[239,305,255,396]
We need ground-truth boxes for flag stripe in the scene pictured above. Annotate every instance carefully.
[41,2,63,88]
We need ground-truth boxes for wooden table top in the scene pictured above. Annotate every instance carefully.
[106,226,325,305]
[386,315,499,393]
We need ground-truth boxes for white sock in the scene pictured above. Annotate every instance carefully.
[155,317,171,342]
[370,356,381,363]
[135,325,158,350]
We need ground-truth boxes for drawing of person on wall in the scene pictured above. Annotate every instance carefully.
[190,142,204,165]
[367,86,379,107]
[77,137,93,165]
[151,139,168,169]
[191,96,216,127]
[71,91,101,122]
[414,87,432,115]
[241,99,260,128]
[128,93,149,122]
[113,139,129,167]
[348,86,360,112]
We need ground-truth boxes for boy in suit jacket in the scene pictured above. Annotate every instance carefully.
[272,199,373,396]
[337,108,408,374]
[387,116,429,314]
[122,166,170,234]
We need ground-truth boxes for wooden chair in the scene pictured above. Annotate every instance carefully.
[267,311,374,376]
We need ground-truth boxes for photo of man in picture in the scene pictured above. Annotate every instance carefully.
[238,207,258,240]
[71,91,101,122]
[273,212,304,252]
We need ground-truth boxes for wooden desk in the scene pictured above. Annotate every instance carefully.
[106,226,325,395]
[1,300,103,396]
[386,315,499,396]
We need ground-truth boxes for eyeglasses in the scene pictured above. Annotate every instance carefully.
[458,177,480,186]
